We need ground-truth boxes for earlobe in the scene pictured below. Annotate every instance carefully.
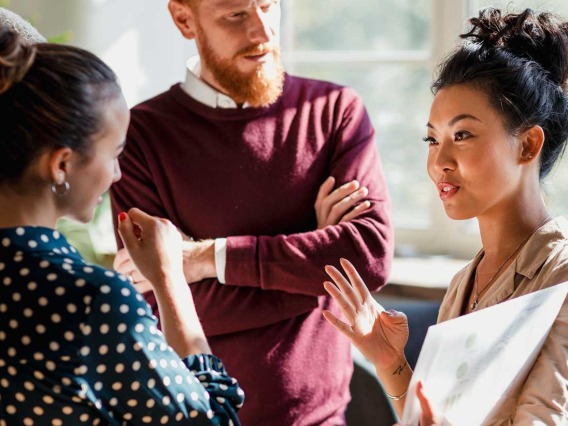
[520,125,545,164]
[168,0,197,40]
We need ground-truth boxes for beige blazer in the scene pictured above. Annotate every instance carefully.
[438,216,568,425]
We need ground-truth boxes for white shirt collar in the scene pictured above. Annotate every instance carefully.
[181,56,249,109]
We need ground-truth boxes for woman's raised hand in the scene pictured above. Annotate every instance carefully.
[323,258,409,370]
[118,208,211,356]
[117,208,184,289]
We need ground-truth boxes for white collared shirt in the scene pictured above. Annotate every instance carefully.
[181,56,250,109]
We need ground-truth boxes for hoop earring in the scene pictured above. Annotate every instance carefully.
[51,181,70,196]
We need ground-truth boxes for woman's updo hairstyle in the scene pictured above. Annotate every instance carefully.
[0,25,120,183]
[432,8,568,179]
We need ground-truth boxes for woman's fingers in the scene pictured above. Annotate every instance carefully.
[339,258,374,306]
[117,212,138,251]
[125,207,154,224]
[322,309,354,338]
[416,381,436,426]
[113,247,131,271]
[131,279,153,294]
[323,281,357,320]
[325,264,362,306]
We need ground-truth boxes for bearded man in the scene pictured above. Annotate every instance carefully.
[111,0,393,424]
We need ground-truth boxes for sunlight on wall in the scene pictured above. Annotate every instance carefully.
[101,29,146,107]
[9,0,197,106]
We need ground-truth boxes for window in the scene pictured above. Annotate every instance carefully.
[12,0,568,263]
[282,0,568,259]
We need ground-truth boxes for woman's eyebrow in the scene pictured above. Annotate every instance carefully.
[427,113,482,129]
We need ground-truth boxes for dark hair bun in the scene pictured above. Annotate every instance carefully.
[462,8,568,89]
[0,26,36,94]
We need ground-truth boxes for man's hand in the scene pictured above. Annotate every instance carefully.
[114,233,217,293]
[315,176,371,229]
[181,239,217,283]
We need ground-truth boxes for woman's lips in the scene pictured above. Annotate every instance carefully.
[437,181,459,200]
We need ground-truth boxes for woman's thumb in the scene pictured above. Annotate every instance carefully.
[381,309,408,325]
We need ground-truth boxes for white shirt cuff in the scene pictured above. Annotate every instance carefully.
[214,238,227,284]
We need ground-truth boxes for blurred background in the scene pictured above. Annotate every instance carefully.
[5,0,568,276]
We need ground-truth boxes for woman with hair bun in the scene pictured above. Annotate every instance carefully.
[0,26,243,425]
[323,8,568,425]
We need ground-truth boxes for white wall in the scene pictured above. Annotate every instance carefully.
[9,0,197,107]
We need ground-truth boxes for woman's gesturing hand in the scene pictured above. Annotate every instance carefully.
[322,258,409,371]
[117,208,184,289]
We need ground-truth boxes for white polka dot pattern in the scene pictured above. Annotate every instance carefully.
[0,226,244,425]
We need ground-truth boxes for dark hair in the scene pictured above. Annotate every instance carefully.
[0,26,121,183]
[432,8,568,179]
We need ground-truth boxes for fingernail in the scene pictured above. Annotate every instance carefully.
[119,212,128,222]
[384,309,396,316]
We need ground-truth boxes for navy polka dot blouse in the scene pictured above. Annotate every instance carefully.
[0,226,243,425]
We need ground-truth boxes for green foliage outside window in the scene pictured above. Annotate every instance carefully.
[55,193,116,269]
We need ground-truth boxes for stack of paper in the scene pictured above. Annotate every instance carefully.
[400,282,568,425]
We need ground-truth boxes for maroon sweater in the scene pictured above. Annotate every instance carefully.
[111,74,393,425]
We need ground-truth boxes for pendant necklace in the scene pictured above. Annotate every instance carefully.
[470,215,551,311]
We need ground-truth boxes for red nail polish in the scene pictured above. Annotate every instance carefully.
[118,212,127,222]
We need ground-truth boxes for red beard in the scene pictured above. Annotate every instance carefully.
[197,24,284,107]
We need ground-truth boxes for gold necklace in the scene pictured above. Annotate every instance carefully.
[470,215,551,311]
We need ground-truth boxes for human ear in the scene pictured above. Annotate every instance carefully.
[519,125,545,164]
[168,0,197,40]
[48,147,74,184]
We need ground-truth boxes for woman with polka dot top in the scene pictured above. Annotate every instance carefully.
[0,25,243,425]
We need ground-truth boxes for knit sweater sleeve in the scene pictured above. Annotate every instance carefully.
[224,89,394,296]
[109,89,320,336]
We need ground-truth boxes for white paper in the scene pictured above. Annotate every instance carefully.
[400,282,568,426]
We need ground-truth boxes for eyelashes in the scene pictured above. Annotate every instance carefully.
[422,136,437,145]
[422,131,473,145]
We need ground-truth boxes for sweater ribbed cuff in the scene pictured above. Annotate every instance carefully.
[225,235,261,287]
